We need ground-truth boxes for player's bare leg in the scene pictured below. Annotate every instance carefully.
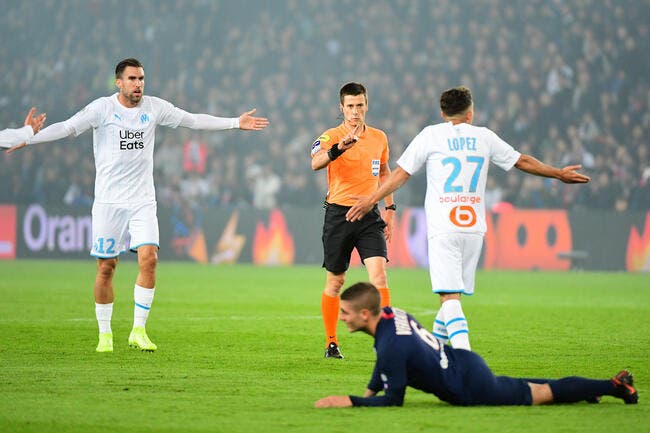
[323,271,345,358]
[135,244,157,288]
[129,245,158,351]
[364,256,390,307]
[94,258,117,353]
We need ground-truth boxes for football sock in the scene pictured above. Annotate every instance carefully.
[95,302,113,334]
[432,308,449,345]
[133,285,155,328]
[321,292,340,346]
[441,299,470,350]
[378,287,391,308]
[547,377,616,403]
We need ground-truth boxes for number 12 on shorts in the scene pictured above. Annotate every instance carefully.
[94,237,116,255]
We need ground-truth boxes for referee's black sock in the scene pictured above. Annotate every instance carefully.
[548,377,615,403]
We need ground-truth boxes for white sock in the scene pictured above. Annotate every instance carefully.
[441,299,470,351]
[432,308,449,345]
[133,285,155,328]
[95,303,113,334]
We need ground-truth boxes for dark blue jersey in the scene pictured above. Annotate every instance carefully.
[349,307,532,407]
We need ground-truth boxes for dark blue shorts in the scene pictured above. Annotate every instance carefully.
[447,349,533,406]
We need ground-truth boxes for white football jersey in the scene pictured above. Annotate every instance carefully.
[65,94,185,204]
[397,122,520,236]
[0,125,33,148]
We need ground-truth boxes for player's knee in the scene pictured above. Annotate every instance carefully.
[96,258,117,279]
[529,383,554,405]
[139,251,158,272]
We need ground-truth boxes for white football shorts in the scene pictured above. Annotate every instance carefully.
[427,232,484,295]
[90,201,159,258]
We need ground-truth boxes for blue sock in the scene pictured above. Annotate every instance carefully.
[545,377,615,403]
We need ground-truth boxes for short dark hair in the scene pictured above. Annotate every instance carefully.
[341,282,381,316]
[115,58,144,79]
[339,82,367,104]
[440,86,473,117]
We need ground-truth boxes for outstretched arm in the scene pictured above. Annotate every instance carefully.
[6,121,76,154]
[7,103,97,154]
[178,109,268,131]
[315,348,408,408]
[514,154,590,184]
[346,166,411,222]
[315,385,404,408]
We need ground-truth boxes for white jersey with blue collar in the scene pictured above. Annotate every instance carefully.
[65,94,185,204]
[397,122,520,236]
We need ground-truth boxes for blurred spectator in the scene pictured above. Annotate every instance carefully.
[251,163,282,210]
[0,0,647,213]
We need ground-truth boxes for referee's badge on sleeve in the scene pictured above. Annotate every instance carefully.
[311,134,330,156]
[372,159,380,176]
[311,140,321,156]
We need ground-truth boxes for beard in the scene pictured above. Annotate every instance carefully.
[120,89,143,106]
[128,92,142,104]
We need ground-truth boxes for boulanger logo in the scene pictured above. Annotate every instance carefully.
[449,205,477,227]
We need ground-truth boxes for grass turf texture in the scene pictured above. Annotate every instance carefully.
[0,260,648,433]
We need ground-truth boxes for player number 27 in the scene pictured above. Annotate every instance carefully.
[442,156,485,193]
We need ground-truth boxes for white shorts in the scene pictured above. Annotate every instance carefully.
[91,201,159,258]
[428,233,484,295]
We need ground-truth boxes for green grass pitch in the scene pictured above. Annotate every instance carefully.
[0,260,648,433]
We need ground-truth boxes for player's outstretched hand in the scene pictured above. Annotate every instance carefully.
[25,107,46,134]
[558,165,590,184]
[346,195,374,222]
[6,142,27,154]
[7,108,47,154]
[314,395,353,408]
[238,109,269,131]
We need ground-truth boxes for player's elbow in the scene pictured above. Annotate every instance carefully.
[514,154,535,172]
[383,392,405,407]
[385,397,404,407]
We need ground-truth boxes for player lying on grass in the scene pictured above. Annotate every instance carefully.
[315,282,638,408]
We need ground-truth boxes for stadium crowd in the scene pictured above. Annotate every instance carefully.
[1,0,648,214]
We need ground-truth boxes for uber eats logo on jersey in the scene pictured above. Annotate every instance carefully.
[119,130,145,150]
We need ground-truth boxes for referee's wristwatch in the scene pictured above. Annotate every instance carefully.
[385,204,397,211]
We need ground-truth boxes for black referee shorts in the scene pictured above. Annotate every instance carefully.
[321,202,387,274]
